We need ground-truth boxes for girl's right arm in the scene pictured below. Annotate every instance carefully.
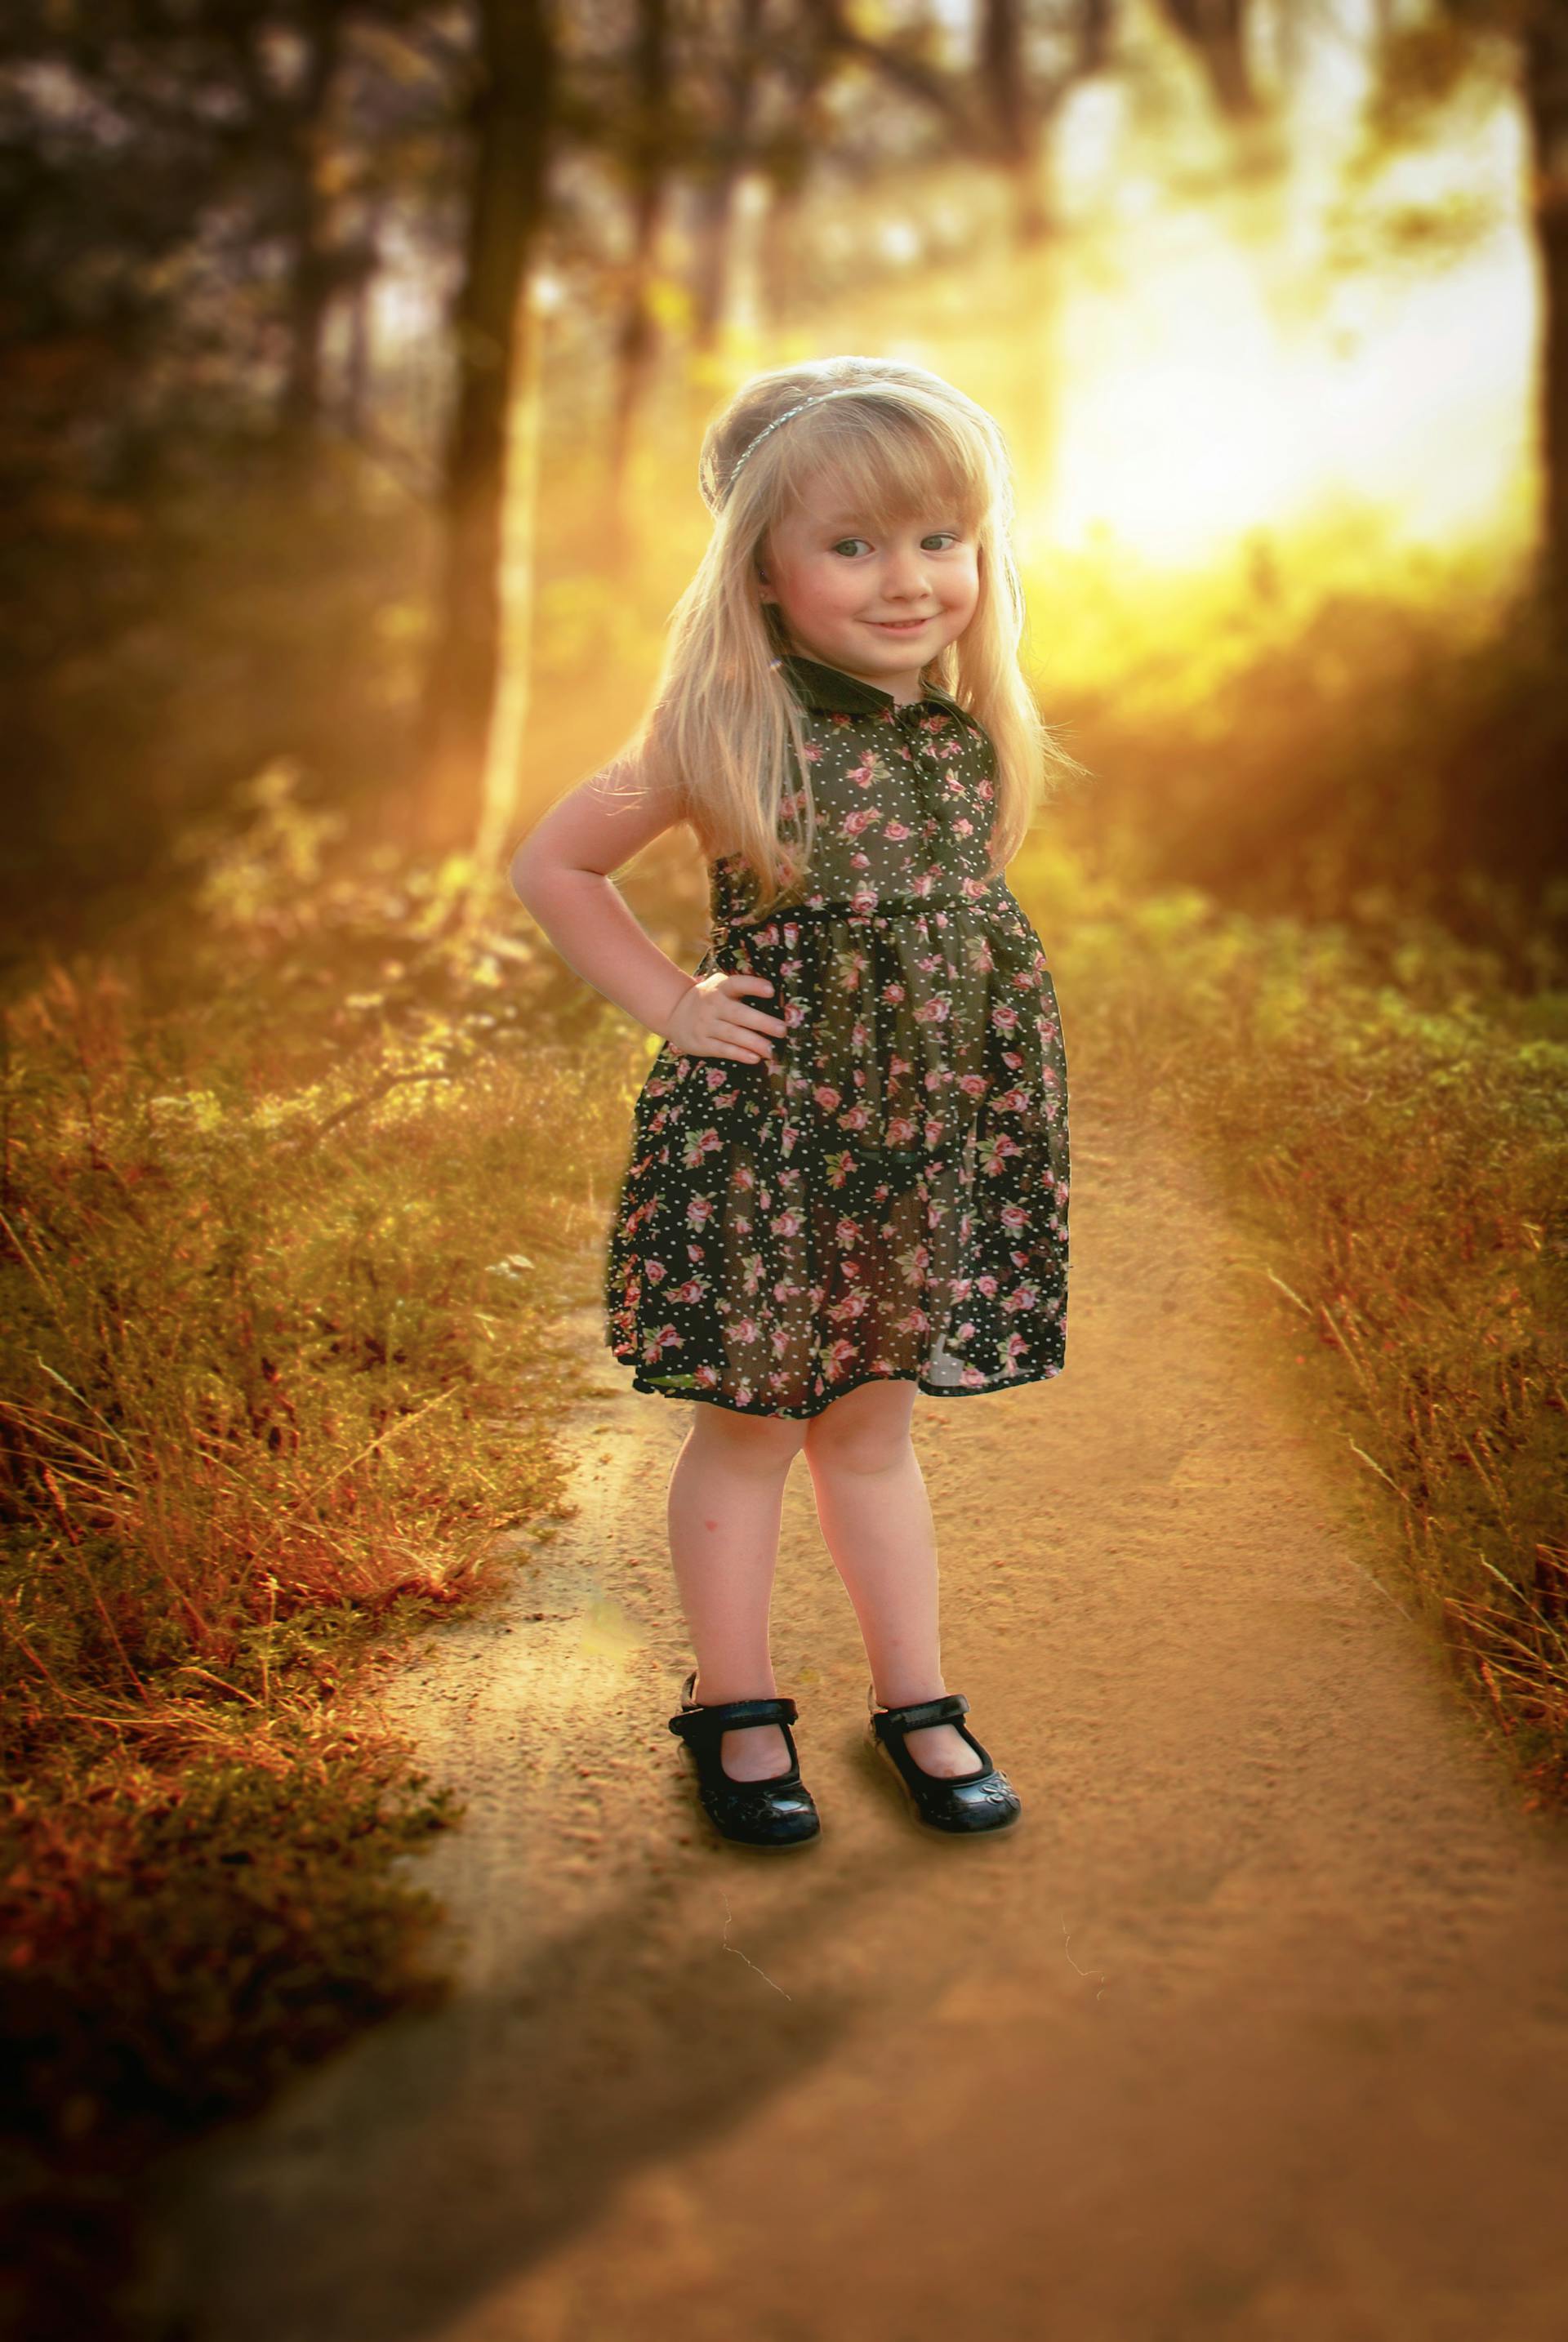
[508,749,790,1065]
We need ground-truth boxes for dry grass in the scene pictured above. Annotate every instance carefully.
[1013,837,1568,1801]
[0,769,648,2330]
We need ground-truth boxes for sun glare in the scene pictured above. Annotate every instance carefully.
[1032,20,1532,570]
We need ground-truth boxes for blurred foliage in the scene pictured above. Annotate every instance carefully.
[1047,568,1568,959]
[8,440,1568,997]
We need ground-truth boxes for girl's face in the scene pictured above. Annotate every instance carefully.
[755,470,981,703]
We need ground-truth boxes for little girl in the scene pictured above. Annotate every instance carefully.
[510,356,1075,1851]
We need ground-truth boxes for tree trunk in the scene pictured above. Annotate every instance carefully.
[278,12,344,441]
[980,0,1051,247]
[607,0,673,514]
[341,252,373,434]
[1077,0,1113,78]
[690,0,766,353]
[1157,0,1258,120]
[1522,0,1568,603]
[757,171,806,341]
[689,168,739,355]
[476,278,547,877]
[411,0,555,856]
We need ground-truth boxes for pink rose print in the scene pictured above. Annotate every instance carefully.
[604,665,1067,1415]
[827,1289,870,1323]
[681,1126,724,1167]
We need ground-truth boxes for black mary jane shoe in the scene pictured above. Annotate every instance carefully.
[866,1683,1023,1836]
[667,1670,822,1850]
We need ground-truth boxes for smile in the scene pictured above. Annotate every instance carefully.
[866,617,937,632]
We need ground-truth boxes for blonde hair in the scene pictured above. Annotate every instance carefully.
[615,355,1085,923]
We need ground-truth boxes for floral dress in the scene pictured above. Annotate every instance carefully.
[603,652,1070,1418]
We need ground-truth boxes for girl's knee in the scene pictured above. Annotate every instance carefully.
[688,1402,808,1471]
[803,1382,915,1474]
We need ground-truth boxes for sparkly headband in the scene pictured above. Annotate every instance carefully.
[719,385,876,503]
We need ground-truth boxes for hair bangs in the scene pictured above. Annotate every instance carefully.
[773,398,993,536]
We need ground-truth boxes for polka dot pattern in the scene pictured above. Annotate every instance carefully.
[604,653,1070,1418]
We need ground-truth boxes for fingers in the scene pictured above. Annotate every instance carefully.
[720,975,788,1035]
[711,1014,782,1064]
[675,971,790,1062]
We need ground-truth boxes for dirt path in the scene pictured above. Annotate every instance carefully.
[145,1116,1568,2342]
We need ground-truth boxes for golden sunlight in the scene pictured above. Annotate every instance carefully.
[1034,11,1533,569]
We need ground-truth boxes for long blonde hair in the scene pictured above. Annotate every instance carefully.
[615,356,1086,921]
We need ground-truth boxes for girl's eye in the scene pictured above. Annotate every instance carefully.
[829,532,963,556]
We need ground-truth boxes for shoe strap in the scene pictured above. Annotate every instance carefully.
[872,1691,970,1734]
[668,1693,799,1743]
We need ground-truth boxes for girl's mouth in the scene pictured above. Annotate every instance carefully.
[866,617,936,632]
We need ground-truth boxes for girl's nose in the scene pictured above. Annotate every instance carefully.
[882,546,930,596]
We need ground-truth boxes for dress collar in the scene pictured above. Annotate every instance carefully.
[776,652,973,722]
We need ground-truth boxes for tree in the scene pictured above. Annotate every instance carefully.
[1517,0,1568,600]
[410,0,556,853]
[1360,0,1568,603]
[1155,0,1260,120]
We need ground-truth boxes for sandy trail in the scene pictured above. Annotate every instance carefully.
[147,1116,1568,2342]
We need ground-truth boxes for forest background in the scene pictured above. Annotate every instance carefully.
[2,1,1566,2331]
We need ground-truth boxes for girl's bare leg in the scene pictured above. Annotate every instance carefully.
[803,1381,978,1777]
[666,1402,809,1781]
